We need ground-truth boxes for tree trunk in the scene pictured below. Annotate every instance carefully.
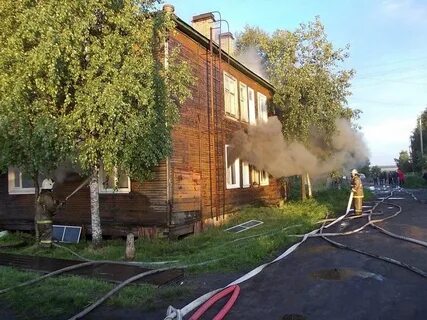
[90,167,102,247]
[301,174,307,201]
[33,173,40,243]
[306,173,312,198]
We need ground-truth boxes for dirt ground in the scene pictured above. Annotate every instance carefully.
[2,188,427,320]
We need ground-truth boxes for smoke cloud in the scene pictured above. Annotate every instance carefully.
[235,47,268,80]
[230,116,369,178]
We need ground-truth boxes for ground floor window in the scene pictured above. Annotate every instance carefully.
[225,145,240,189]
[8,167,35,194]
[260,170,270,186]
[242,161,250,188]
[99,166,131,193]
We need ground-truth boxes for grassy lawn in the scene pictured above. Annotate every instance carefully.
[0,188,365,319]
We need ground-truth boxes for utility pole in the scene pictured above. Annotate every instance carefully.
[420,116,424,167]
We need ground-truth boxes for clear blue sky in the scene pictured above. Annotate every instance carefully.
[167,0,427,165]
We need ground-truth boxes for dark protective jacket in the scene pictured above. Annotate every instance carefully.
[351,175,364,198]
[36,190,60,246]
[36,191,59,221]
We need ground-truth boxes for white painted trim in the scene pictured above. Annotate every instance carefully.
[248,87,256,125]
[98,166,131,194]
[8,167,35,195]
[242,161,250,188]
[225,145,240,189]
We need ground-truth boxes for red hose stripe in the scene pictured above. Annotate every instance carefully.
[213,285,240,320]
[189,285,240,320]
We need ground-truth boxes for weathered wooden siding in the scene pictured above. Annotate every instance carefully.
[0,162,169,236]
[169,29,282,223]
[0,24,283,237]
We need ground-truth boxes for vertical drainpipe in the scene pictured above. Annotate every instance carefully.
[163,6,172,227]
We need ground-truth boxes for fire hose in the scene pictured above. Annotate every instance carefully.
[165,188,427,320]
[64,177,91,202]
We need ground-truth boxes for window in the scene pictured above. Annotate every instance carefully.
[248,87,256,125]
[257,93,268,123]
[251,167,260,186]
[225,145,240,189]
[8,167,35,194]
[242,161,250,188]
[224,72,238,118]
[99,166,131,193]
[260,170,269,186]
[239,83,249,122]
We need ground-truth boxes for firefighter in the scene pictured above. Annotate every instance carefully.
[351,169,364,216]
[36,179,63,247]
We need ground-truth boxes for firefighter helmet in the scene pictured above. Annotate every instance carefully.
[351,169,359,176]
[41,179,55,190]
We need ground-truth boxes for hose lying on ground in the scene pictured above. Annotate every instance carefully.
[319,189,427,278]
[164,195,357,320]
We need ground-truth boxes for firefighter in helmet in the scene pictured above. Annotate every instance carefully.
[351,169,364,215]
[36,179,63,247]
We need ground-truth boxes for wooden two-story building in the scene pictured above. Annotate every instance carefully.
[0,6,283,238]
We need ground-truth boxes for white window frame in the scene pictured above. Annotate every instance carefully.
[257,92,268,123]
[224,72,238,118]
[225,145,240,189]
[8,167,35,195]
[260,170,270,186]
[251,166,260,187]
[99,166,131,194]
[242,161,250,188]
[248,87,256,125]
[239,82,249,122]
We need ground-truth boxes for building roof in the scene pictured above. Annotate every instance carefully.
[173,16,275,92]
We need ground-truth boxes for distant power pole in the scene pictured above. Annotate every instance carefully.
[420,116,424,162]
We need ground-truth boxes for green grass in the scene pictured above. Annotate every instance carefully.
[0,266,189,320]
[0,188,356,319]
[404,174,427,188]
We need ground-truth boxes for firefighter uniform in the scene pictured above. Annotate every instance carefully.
[36,179,61,247]
[351,170,364,216]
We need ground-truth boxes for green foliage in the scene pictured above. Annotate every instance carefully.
[410,108,427,172]
[0,0,72,178]
[370,165,382,179]
[395,150,412,172]
[0,0,194,182]
[404,174,427,188]
[236,17,356,148]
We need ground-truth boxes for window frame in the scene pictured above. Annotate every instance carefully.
[8,167,35,195]
[260,170,270,186]
[257,92,268,123]
[239,82,249,122]
[251,166,260,187]
[248,87,256,125]
[225,145,240,189]
[99,166,131,194]
[224,72,239,119]
[242,161,250,188]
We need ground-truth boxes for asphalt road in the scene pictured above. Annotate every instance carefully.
[151,188,427,320]
[2,188,427,320]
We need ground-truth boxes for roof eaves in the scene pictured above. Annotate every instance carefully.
[173,16,275,92]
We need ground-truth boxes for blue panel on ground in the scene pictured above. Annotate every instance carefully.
[52,226,65,241]
[62,227,82,243]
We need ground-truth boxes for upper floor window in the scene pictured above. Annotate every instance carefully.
[257,93,268,122]
[8,167,35,194]
[225,145,240,189]
[239,83,249,122]
[99,166,131,194]
[224,72,238,118]
[248,87,256,125]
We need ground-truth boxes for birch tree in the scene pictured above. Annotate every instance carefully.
[0,0,193,246]
[236,17,356,199]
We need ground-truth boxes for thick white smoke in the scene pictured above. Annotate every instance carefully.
[235,47,268,80]
[230,116,370,178]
